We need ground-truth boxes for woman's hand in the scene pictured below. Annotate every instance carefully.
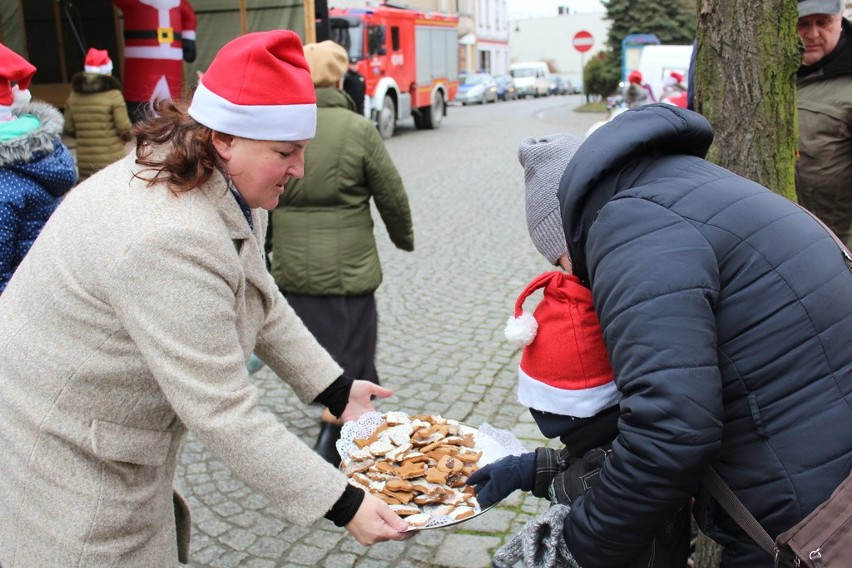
[339,380,393,423]
[344,492,414,545]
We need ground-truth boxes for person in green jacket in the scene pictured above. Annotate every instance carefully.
[795,0,852,247]
[64,48,132,182]
[267,41,414,466]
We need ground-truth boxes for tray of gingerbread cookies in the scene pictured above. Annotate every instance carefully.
[337,411,512,530]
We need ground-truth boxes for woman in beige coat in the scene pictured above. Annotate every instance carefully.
[0,31,411,568]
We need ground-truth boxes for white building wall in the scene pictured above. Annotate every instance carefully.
[509,12,610,90]
[476,0,509,75]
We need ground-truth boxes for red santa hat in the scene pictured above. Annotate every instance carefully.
[0,44,36,122]
[84,48,113,75]
[627,70,643,84]
[670,71,684,83]
[505,271,619,418]
[188,30,316,141]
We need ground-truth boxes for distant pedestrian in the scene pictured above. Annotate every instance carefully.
[623,69,655,108]
[268,40,414,467]
[795,0,852,246]
[64,48,133,181]
[0,45,77,293]
[342,57,367,116]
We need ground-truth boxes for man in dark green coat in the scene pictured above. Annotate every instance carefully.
[267,41,414,465]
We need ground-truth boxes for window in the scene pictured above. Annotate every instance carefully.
[391,26,400,51]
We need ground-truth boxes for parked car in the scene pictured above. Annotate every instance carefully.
[493,74,518,101]
[548,75,569,96]
[455,72,498,105]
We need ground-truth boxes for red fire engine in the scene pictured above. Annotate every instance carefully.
[329,5,459,139]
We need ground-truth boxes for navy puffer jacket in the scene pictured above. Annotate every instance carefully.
[557,104,852,566]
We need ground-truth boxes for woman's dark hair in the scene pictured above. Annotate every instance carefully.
[131,99,220,193]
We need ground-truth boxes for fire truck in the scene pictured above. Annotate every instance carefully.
[329,5,459,139]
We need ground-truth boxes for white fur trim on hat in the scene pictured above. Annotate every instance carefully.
[517,366,621,418]
[188,82,316,141]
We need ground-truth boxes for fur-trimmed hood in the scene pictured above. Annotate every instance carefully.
[70,72,123,95]
[0,100,65,167]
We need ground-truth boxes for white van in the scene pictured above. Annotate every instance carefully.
[635,45,693,102]
[510,61,550,98]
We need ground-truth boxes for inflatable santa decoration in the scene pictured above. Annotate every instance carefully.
[113,0,197,120]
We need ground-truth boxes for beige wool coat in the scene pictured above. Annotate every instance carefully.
[0,152,349,567]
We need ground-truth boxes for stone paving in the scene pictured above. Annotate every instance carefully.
[174,96,604,568]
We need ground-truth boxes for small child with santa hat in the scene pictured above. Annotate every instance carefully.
[468,133,691,568]
[0,44,77,293]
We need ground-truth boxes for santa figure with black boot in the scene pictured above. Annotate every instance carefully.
[113,0,197,122]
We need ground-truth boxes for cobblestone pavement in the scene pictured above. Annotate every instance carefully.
[175,96,604,568]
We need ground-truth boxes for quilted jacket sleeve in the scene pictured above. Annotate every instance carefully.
[362,123,414,252]
[563,195,724,565]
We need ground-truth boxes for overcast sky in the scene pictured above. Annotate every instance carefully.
[506,0,605,21]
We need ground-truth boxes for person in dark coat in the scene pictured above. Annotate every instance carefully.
[493,103,852,567]
[342,57,366,116]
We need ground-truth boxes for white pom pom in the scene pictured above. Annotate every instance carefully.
[504,312,538,348]
[12,85,31,106]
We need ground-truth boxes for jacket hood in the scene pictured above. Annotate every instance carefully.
[0,100,65,167]
[70,71,123,94]
[557,104,713,282]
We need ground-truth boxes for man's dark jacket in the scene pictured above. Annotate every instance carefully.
[556,104,852,566]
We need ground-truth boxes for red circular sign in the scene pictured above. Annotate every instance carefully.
[572,30,594,53]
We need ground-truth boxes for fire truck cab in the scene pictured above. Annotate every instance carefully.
[330,5,459,139]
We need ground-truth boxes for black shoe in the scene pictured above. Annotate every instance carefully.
[313,423,342,468]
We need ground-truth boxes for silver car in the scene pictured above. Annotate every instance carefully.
[455,73,498,105]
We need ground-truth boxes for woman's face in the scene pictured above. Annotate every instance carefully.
[213,134,309,210]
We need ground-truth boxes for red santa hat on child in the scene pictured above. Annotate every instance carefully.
[188,30,316,141]
[84,48,113,75]
[0,44,36,122]
[627,70,643,84]
[505,271,620,418]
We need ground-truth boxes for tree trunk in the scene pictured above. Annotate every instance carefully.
[692,531,723,568]
[694,0,800,198]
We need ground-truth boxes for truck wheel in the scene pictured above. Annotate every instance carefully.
[420,91,444,130]
[377,95,395,139]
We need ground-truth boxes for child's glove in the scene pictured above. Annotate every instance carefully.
[548,447,610,504]
[466,452,536,509]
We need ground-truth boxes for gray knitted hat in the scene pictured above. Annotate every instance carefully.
[518,133,583,266]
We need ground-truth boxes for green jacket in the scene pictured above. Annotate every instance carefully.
[269,88,413,296]
[64,72,132,181]
[796,19,852,246]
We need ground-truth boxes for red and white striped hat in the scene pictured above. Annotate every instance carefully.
[84,48,113,75]
[0,44,36,122]
[505,271,619,418]
[189,30,316,141]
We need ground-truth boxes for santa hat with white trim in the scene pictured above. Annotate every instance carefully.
[505,271,620,420]
[188,30,316,141]
[84,48,113,75]
[0,44,36,122]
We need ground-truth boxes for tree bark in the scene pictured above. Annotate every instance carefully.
[694,0,800,198]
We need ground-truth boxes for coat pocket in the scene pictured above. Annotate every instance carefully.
[90,419,172,466]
